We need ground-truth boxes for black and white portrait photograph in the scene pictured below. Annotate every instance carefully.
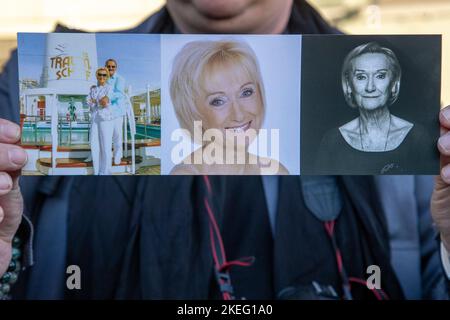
[301,35,441,175]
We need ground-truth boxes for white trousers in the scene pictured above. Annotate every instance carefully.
[91,117,120,175]
[112,116,124,163]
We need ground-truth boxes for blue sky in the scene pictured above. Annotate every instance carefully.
[18,33,161,93]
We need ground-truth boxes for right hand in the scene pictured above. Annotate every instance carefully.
[0,119,27,277]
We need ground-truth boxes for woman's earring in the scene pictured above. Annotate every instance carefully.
[346,88,352,100]
[392,81,400,94]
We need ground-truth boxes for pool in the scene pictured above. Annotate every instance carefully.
[22,123,160,146]
[133,124,161,140]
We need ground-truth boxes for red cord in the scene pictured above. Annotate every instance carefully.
[323,221,389,300]
[335,249,344,274]
[219,257,255,272]
[324,221,335,236]
[203,175,212,194]
[204,198,227,264]
[348,277,389,301]
[205,176,388,301]
[203,176,254,300]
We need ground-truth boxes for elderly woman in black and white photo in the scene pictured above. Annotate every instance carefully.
[341,42,409,152]
[315,42,436,174]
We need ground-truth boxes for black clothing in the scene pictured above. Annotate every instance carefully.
[315,123,438,175]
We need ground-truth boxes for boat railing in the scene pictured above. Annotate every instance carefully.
[57,116,91,146]
[131,114,160,140]
[21,115,52,145]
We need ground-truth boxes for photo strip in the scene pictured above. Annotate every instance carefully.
[17,34,441,175]
[18,33,161,175]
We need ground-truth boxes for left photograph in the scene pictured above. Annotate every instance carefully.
[17,33,161,175]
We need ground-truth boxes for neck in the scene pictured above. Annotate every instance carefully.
[359,106,391,133]
[167,1,293,34]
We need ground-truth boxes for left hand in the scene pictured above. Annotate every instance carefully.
[431,105,450,252]
[99,96,109,107]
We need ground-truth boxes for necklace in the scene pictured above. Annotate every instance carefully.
[359,115,392,151]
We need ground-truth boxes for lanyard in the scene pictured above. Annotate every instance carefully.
[202,176,390,300]
[324,220,390,300]
[202,176,254,300]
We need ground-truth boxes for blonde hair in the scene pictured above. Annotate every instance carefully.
[96,67,110,81]
[169,40,266,138]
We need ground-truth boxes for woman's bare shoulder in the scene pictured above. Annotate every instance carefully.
[257,156,290,175]
[169,163,199,175]
[169,151,202,175]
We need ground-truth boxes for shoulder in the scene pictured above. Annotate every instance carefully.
[257,156,290,175]
[169,163,199,175]
[390,115,424,144]
[276,161,290,175]
[408,121,429,136]
[115,73,125,82]
[339,118,359,133]
[321,126,346,147]
[170,150,202,175]
[338,118,360,144]
[390,115,414,133]
[405,121,432,145]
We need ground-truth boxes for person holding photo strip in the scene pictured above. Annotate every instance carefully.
[0,0,449,300]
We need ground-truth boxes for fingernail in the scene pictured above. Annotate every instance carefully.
[1,124,19,140]
[0,174,11,190]
[443,108,450,122]
[442,166,450,182]
[438,134,450,153]
[8,148,27,166]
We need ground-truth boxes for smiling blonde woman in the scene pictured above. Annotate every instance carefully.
[169,39,288,175]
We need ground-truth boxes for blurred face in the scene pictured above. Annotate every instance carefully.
[166,0,293,34]
[97,71,108,85]
[106,61,117,77]
[197,63,264,145]
[349,53,395,111]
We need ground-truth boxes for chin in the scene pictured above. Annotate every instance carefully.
[193,0,248,18]
[359,101,385,111]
